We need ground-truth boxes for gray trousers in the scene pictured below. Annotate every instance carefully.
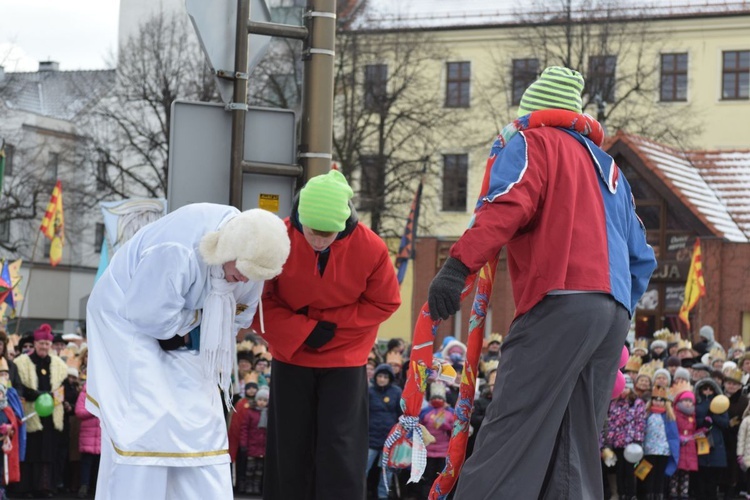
[454,293,629,500]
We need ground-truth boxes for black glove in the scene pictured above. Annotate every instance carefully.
[304,321,336,349]
[428,257,470,321]
[158,334,185,351]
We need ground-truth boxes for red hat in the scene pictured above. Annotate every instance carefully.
[33,324,54,342]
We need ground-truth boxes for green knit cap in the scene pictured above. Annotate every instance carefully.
[298,170,354,232]
[517,66,585,117]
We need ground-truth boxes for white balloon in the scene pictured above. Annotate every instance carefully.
[624,443,644,463]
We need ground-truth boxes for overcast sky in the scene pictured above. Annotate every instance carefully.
[0,0,121,72]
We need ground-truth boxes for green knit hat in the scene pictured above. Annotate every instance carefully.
[298,170,354,232]
[517,66,585,117]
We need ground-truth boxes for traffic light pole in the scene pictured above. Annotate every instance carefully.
[300,0,336,181]
[229,0,335,209]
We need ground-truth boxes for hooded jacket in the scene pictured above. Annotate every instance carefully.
[450,127,656,319]
[694,378,729,467]
[253,200,401,368]
[368,364,402,449]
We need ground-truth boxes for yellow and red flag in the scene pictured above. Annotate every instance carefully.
[678,238,706,328]
[40,180,65,266]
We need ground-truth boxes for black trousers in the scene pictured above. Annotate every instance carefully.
[264,360,368,500]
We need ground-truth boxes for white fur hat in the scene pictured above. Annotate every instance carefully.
[199,209,290,281]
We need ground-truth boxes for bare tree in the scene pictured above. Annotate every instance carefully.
[476,0,703,146]
[82,10,219,200]
[332,30,477,236]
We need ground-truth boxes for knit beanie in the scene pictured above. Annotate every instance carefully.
[699,325,715,343]
[653,368,671,385]
[33,324,54,342]
[430,382,447,401]
[517,66,585,117]
[256,386,270,400]
[298,170,354,232]
[674,367,691,383]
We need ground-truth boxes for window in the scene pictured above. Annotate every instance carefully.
[512,58,539,105]
[95,223,105,253]
[47,152,59,181]
[445,62,471,108]
[3,144,13,177]
[96,161,107,191]
[722,50,750,100]
[660,53,688,102]
[358,155,383,211]
[442,154,468,211]
[0,221,9,243]
[364,64,388,112]
[588,55,617,103]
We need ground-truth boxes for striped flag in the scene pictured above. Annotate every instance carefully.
[395,171,424,285]
[40,180,65,266]
[678,238,706,328]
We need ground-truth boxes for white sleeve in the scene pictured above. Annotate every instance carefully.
[122,243,201,340]
[233,281,263,332]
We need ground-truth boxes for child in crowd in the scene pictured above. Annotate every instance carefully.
[240,386,269,496]
[671,388,698,499]
[642,384,679,499]
[419,382,455,499]
[75,381,101,498]
[694,379,729,500]
[229,382,258,492]
[603,374,646,500]
[366,364,402,499]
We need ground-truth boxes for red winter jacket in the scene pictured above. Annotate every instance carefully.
[75,384,101,455]
[253,212,401,368]
[239,406,267,458]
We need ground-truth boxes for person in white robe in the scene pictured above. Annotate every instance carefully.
[84,203,290,500]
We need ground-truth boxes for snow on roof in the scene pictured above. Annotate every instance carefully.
[352,0,750,30]
[1,68,115,121]
[616,133,750,242]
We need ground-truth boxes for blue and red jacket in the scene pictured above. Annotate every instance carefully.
[451,126,656,318]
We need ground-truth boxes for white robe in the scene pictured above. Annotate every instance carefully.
[86,203,262,467]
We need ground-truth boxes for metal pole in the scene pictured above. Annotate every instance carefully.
[229,0,251,209]
[300,0,336,181]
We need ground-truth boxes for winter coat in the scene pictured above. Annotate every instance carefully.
[674,404,699,472]
[75,384,101,455]
[368,366,402,449]
[228,398,252,461]
[644,412,681,477]
[239,406,266,458]
[253,202,401,368]
[695,385,730,467]
[449,126,656,319]
[0,406,20,484]
[736,416,750,468]
[419,404,455,458]
[604,397,647,449]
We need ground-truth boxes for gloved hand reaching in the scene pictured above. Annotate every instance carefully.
[304,321,336,349]
[428,257,470,321]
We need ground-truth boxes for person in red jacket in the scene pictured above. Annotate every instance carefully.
[427,67,656,499]
[253,169,401,500]
[239,386,269,496]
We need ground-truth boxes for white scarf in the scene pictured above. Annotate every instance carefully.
[201,265,238,410]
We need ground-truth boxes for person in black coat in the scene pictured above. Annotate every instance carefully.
[366,364,402,500]
[695,378,730,500]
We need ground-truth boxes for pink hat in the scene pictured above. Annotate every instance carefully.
[675,390,695,403]
[33,324,54,342]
